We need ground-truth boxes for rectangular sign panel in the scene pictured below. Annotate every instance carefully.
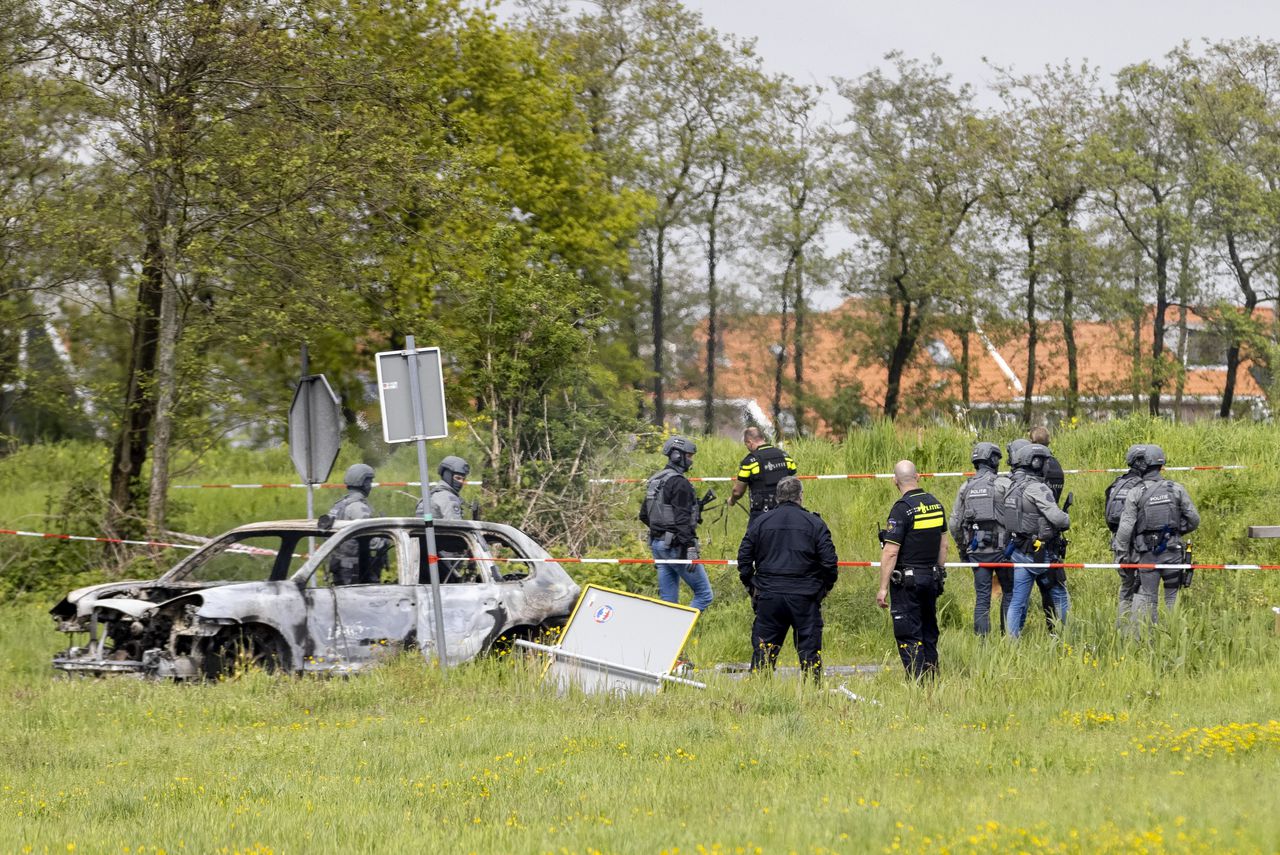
[548,584,699,696]
[375,346,448,443]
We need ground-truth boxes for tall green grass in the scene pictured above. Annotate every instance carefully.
[4,418,1280,851]
[4,416,1280,663]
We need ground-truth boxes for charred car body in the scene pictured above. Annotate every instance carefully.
[51,517,580,678]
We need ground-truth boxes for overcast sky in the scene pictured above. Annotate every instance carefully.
[685,0,1280,108]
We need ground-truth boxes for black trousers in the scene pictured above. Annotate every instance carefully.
[889,579,940,678]
[750,592,823,676]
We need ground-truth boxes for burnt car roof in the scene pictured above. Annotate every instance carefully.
[155,516,555,585]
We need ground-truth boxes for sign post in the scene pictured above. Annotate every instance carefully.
[287,344,343,521]
[376,338,449,669]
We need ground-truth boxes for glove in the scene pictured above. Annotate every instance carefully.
[686,546,700,561]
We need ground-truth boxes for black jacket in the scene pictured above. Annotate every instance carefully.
[738,502,839,597]
[643,464,698,548]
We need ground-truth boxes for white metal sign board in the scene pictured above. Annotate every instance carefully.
[375,346,448,443]
[548,584,699,696]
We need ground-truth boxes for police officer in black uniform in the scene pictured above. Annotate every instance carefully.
[728,426,797,521]
[877,460,949,679]
[738,476,838,679]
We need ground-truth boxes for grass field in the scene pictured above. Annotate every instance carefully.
[4,418,1280,853]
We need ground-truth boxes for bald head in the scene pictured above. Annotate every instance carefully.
[893,460,919,493]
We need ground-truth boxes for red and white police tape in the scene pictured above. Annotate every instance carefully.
[2,527,1276,571]
[168,464,1248,491]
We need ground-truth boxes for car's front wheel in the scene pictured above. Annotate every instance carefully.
[200,626,290,679]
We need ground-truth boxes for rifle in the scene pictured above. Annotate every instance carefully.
[695,487,718,524]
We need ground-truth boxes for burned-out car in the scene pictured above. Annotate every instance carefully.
[51,517,580,678]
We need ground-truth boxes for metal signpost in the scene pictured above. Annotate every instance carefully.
[287,345,344,522]
[376,338,450,669]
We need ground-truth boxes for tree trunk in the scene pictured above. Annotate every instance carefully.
[1173,233,1192,420]
[773,288,789,436]
[883,276,921,420]
[146,266,180,535]
[702,167,726,433]
[651,226,666,426]
[1148,213,1169,416]
[107,223,165,536]
[959,326,971,408]
[1022,229,1038,426]
[792,247,806,434]
[1222,231,1258,419]
[1131,257,1143,411]
[1058,206,1078,419]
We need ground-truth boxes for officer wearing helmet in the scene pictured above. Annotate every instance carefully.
[949,441,1011,635]
[1114,445,1200,628]
[640,436,713,610]
[1105,445,1149,623]
[1027,426,1068,631]
[327,463,387,585]
[1003,443,1071,637]
[415,455,470,521]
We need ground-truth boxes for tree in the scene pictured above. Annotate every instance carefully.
[1181,41,1280,417]
[991,62,1102,422]
[836,55,990,419]
[1094,55,1192,416]
[50,0,448,534]
[688,36,764,433]
[749,80,841,434]
[0,0,91,443]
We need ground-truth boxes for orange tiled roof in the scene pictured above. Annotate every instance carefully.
[675,301,1267,420]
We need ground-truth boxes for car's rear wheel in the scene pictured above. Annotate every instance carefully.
[201,626,289,679]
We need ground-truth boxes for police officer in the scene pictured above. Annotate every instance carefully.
[640,436,713,610]
[1003,444,1071,637]
[949,442,1011,636]
[415,455,470,520]
[738,476,838,678]
[876,460,949,678]
[1028,426,1065,502]
[327,463,387,585]
[728,426,798,521]
[1104,445,1149,623]
[1114,445,1200,628]
[1028,426,1066,629]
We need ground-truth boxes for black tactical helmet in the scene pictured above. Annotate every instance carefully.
[1007,438,1030,468]
[343,463,375,494]
[971,441,1002,467]
[439,455,470,479]
[662,435,697,471]
[1017,443,1052,471]
[1143,445,1167,469]
[1124,444,1148,468]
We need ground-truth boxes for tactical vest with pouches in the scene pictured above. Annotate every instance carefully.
[640,468,681,529]
[1134,478,1180,536]
[1104,471,1143,532]
[998,474,1032,537]
[960,469,1005,550]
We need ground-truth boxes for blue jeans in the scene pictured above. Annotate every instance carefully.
[651,538,713,611]
[1005,548,1069,637]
